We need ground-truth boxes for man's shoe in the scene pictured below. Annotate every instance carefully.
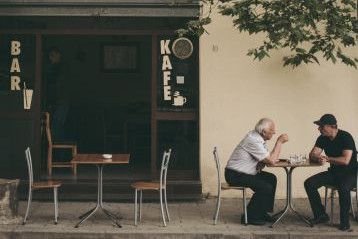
[308,213,330,225]
[338,224,352,232]
[240,214,265,225]
[263,213,274,222]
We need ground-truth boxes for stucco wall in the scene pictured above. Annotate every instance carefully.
[200,11,358,199]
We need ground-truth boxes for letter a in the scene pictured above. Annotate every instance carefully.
[10,58,21,73]
[162,55,172,70]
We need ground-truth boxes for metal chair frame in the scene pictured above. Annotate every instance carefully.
[213,147,248,225]
[133,149,172,226]
[23,147,60,225]
[323,156,358,225]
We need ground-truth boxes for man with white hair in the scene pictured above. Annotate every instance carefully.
[225,118,289,225]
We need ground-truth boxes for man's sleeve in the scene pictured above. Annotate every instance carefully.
[246,140,270,161]
[314,136,325,149]
[342,133,355,151]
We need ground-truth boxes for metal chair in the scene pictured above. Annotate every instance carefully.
[131,149,172,226]
[323,156,358,225]
[44,112,77,176]
[23,147,62,225]
[213,147,248,225]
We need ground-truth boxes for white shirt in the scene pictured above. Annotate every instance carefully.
[226,130,270,175]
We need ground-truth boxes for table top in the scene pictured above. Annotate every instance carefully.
[71,154,130,165]
[268,159,322,168]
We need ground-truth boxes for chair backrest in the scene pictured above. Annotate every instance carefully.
[159,148,172,190]
[213,147,222,194]
[43,112,53,145]
[25,147,34,187]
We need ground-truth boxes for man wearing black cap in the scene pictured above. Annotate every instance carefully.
[304,114,357,231]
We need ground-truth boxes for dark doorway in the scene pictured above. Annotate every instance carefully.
[41,35,152,181]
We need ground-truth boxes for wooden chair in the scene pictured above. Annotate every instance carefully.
[23,147,61,224]
[323,155,358,224]
[131,149,172,226]
[44,112,77,176]
[213,147,248,225]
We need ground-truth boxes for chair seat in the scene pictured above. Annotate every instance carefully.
[325,185,356,191]
[131,181,161,190]
[33,180,62,189]
[221,182,246,190]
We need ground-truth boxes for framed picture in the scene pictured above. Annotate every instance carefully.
[101,43,139,72]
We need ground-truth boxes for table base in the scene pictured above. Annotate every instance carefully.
[270,167,313,228]
[75,165,122,228]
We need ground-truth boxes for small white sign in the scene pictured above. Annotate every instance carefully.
[23,89,33,110]
[176,76,184,84]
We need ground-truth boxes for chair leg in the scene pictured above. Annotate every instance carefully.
[54,187,59,224]
[164,188,170,222]
[23,189,32,225]
[213,191,221,225]
[356,190,358,221]
[243,189,248,225]
[47,147,52,176]
[134,189,138,226]
[350,191,356,219]
[72,147,77,176]
[72,164,77,177]
[139,190,142,222]
[324,187,328,212]
[330,189,334,226]
[159,189,166,227]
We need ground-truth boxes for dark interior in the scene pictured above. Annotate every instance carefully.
[42,35,152,180]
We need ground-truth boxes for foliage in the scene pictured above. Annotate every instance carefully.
[177,0,358,68]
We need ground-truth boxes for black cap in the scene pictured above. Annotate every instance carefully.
[314,114,337,126]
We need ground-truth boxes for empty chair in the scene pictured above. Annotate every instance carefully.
[23,147,62,224]
[131,149,172,226]
[213,147,248,225]
[44,112,77,176]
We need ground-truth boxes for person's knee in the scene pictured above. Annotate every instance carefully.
[304,178,315,190]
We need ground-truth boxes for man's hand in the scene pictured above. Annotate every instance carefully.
[256,161,266,172]
[277,134,289,144]
[318,155,328,165]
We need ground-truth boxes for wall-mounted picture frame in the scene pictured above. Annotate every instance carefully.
[101,43,139,72]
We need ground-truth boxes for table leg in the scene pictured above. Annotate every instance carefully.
[271,167,290,228]
[271,167,313,227]
[79,207,97,219]
[75,165,122,228]
[75,166,102,228]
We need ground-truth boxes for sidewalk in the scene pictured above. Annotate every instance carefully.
[1,198,358,239]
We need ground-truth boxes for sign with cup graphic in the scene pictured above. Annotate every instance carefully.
[157,35,198,111]
[172,91,187,106]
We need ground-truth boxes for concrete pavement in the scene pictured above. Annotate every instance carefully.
[0,198,358,239]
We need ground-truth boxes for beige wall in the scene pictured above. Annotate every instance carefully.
[200,11,358,199]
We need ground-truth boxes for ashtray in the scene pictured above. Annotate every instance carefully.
[102,154,112,159]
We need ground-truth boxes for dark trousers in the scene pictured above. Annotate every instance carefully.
[225,168,277,219]
[304,170,356,226]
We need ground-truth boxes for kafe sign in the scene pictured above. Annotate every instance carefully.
[159,39,188,107]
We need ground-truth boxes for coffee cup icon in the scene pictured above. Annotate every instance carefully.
[172,91,187,106]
